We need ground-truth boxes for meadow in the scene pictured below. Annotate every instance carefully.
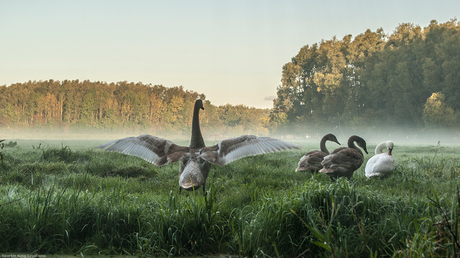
[0,138,460,257]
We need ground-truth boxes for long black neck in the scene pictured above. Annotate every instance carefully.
[348,136,363,156]
[319,136,329,154]
[190,101,205,149]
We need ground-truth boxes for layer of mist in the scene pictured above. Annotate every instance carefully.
[2,126,459,147]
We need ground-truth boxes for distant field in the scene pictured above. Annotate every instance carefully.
[0,139,459,257]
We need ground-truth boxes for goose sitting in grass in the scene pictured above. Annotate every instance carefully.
[99,99,299,194]
[365,141,395,178]
[319,135,368,181]
[295,133,340,173]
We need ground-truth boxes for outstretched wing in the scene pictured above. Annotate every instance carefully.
[200,135,299,166]
[98,134,189,166]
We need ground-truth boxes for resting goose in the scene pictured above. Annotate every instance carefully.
[99,99,299,193]
[319,135,368,180]
[295,133,340,173]
[365,141,395,178]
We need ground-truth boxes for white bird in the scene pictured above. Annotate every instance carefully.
[99,99,299,194]
[365,141,395,178]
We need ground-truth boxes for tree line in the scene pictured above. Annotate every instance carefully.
[270,19,460,135]
[2,19,459,138]
[0,80,270,137]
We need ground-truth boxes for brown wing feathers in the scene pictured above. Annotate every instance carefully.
[201,135,299,166]
[98,134,189,166]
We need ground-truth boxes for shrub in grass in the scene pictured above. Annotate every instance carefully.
[3,163,67,189]
[4,141,18,148]
[99,166,157,180]
[41,145,90,163]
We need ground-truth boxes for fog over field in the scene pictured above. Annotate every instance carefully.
[2,126,459,150]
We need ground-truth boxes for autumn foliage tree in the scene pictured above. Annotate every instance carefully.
[422,92,457,128]
[0,80,270,137]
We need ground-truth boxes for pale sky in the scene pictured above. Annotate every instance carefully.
[1,1,458,109]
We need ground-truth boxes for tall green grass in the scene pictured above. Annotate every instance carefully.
[0,142,459,256]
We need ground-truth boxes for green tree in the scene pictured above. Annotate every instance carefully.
[271,18,460,134]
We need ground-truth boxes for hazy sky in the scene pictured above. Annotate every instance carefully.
[1,1,458,108]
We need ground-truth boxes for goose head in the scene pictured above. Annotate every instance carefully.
[349,135,368,155]
[374,140,394,155]
[386,141,394,155]
[195,98,204,110]
[324,133,340,144]
[320,133,341,153]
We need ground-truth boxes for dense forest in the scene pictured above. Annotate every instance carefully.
[270,19,460,135]
[0,80,270,137]
[1,19,459,138]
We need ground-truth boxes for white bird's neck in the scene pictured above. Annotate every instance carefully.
[375,141,391,155]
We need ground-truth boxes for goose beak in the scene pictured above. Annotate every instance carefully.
[388,148,392,156]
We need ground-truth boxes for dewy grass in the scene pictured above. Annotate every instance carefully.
[0,141,459,256]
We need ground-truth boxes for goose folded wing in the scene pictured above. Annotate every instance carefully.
[296,152,325,171]
[321,150,363,169]
[329,147,347,155]
[304,151,328,163]
[200,135,299,166]
[98,134,189,166]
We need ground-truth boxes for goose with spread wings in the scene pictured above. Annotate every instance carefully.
[99,99,299,193]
